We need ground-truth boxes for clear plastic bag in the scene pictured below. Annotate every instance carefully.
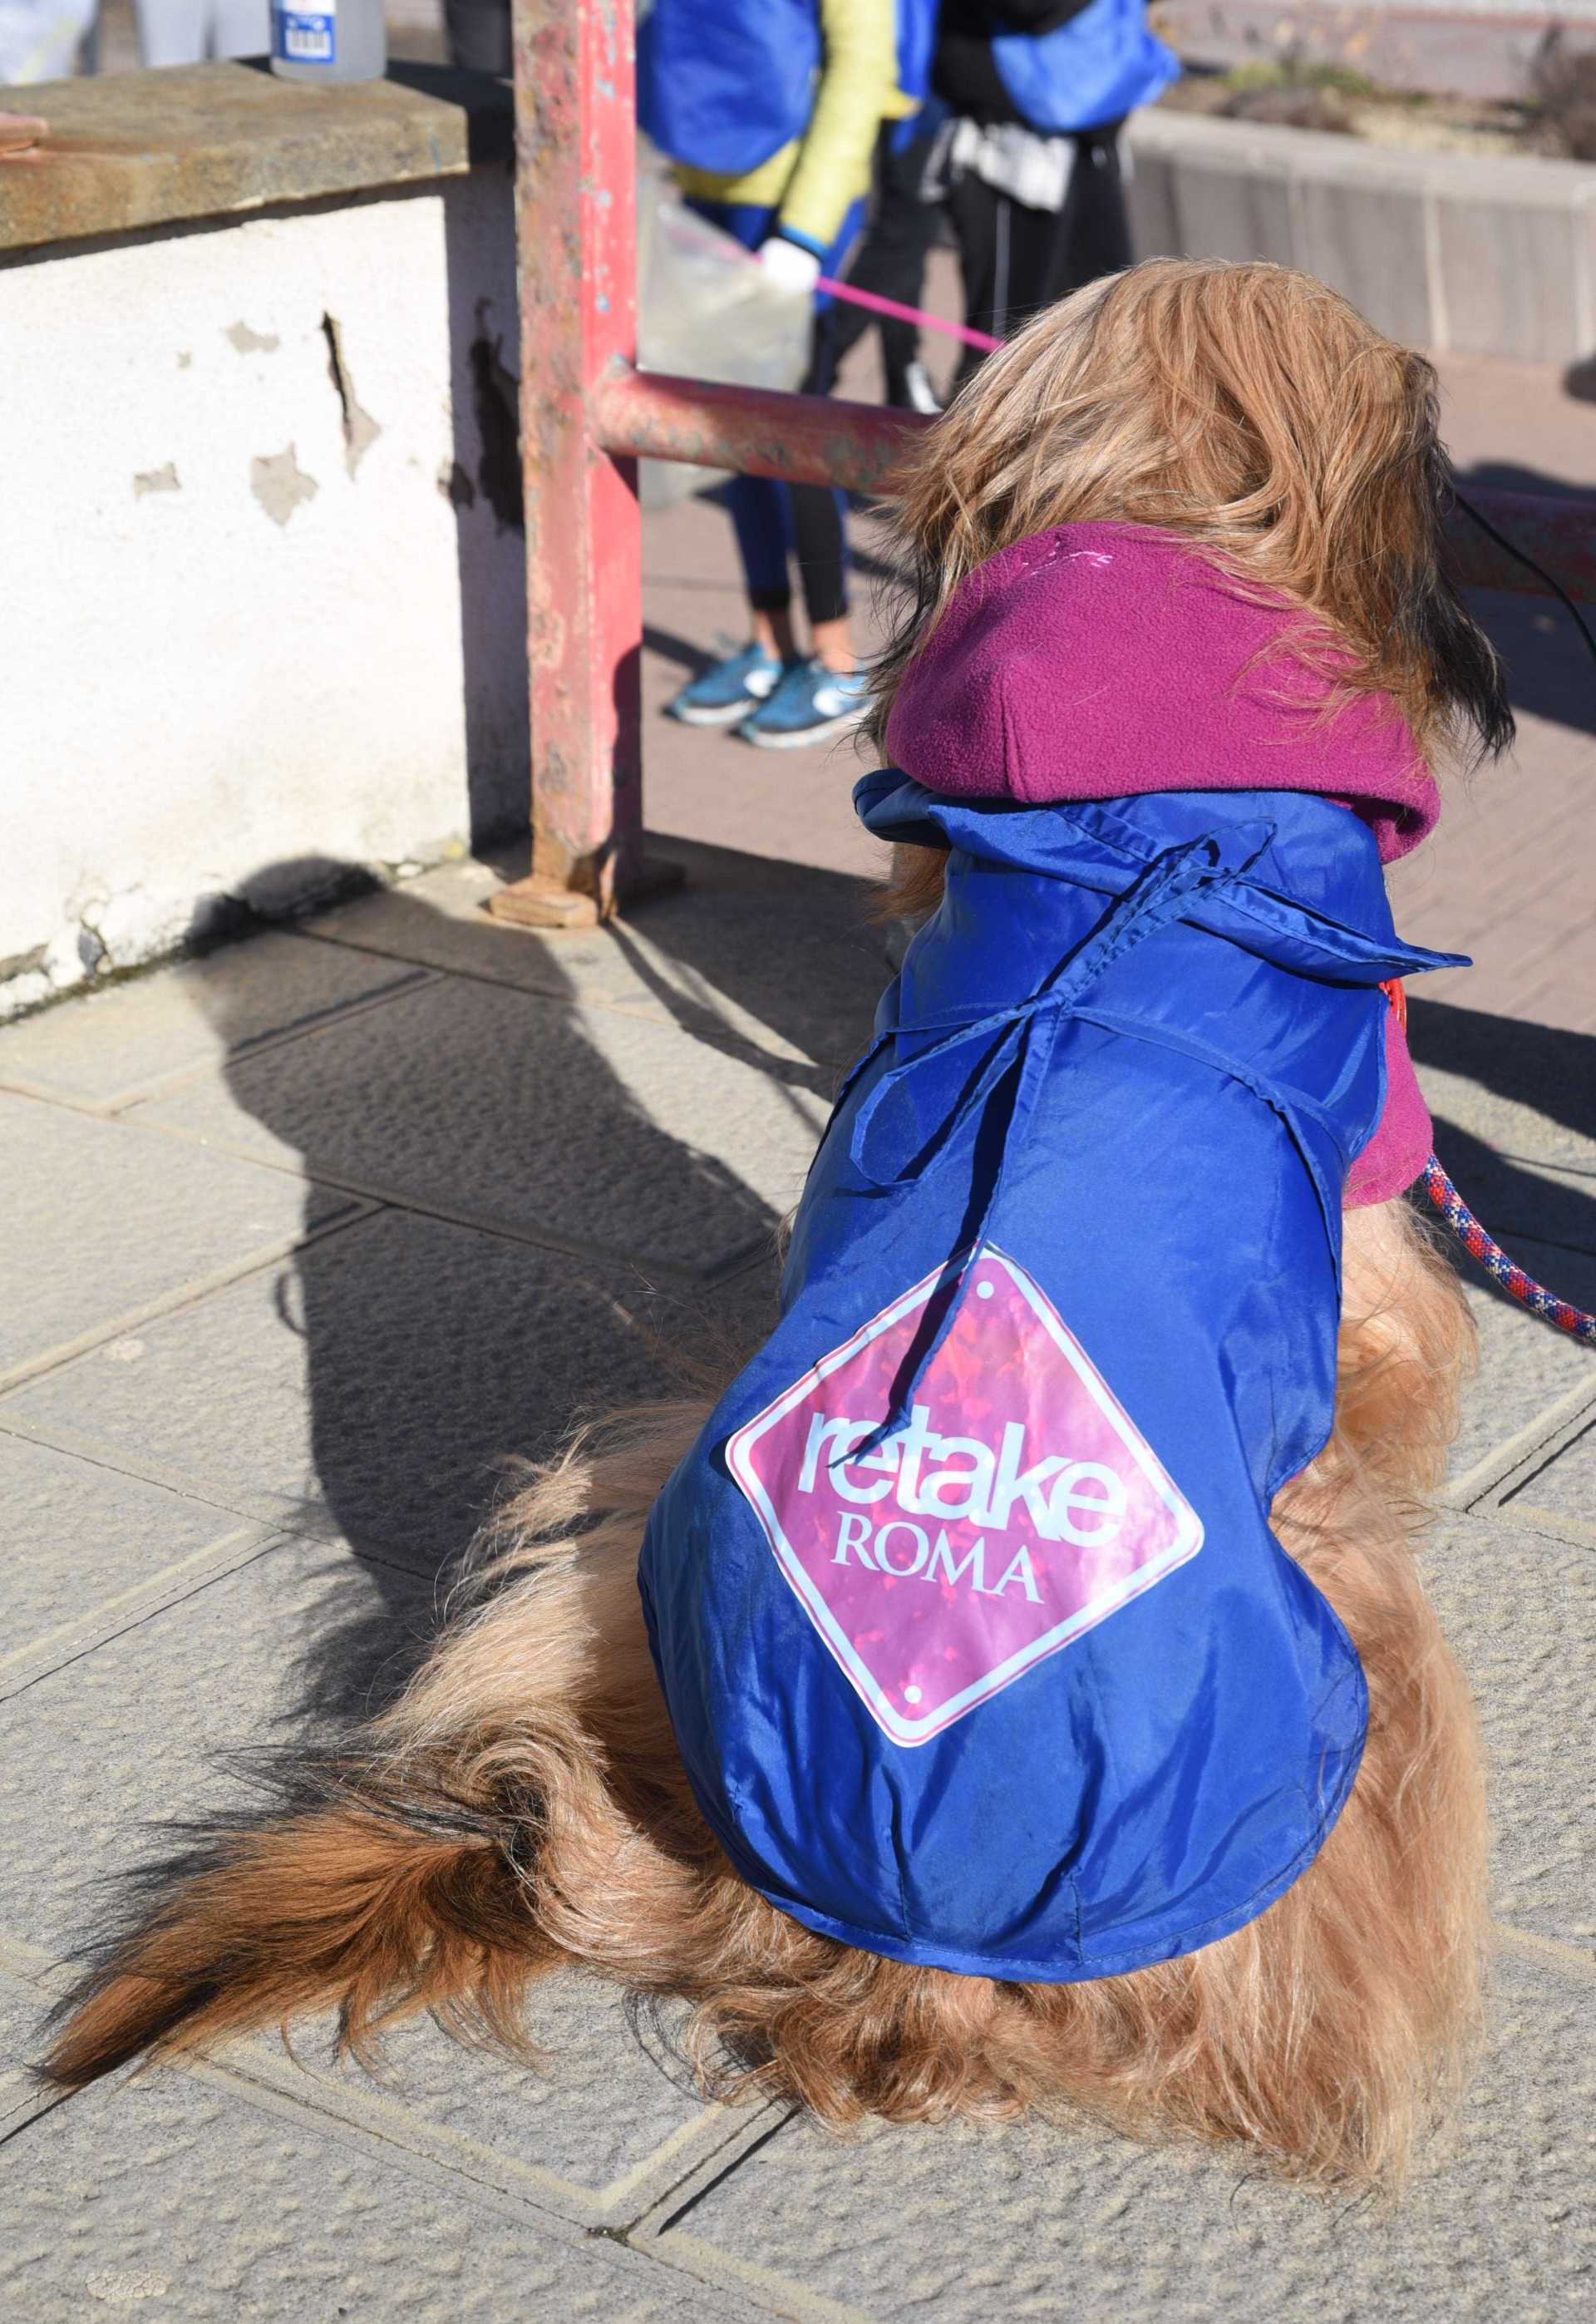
[636,150,814,511]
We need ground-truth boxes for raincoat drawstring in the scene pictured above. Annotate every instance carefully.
[840,830,1274,1456]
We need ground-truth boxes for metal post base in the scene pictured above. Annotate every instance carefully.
[485,853,687,930]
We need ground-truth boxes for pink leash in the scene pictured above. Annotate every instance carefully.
[815,275,1002,353]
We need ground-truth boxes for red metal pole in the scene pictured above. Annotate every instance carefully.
[591,361,933,496]
[495,0,675,929]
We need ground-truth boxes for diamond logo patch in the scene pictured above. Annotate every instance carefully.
[727,1246,1202,1746]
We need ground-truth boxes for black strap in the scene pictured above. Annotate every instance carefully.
[1452,490,1596,671]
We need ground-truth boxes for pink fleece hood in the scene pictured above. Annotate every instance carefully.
[881,521,1442,1207]
[884,521,1439,864]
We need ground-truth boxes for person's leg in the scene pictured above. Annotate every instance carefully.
[948,134,1130,387]
[1050,127,1133,298]
[665,473,794,723]
[443,0,511,73]
[685,203,799,641]
[834,121,947,407]
[741,203,874,743]
[993,190,1078,326]
[946,169,1009,392]
[825,126,895,376]
[725,476,798,663]
[789,486,850,669]
[665,197,796,723]
[861,121,948,406]
[786,299,852,671]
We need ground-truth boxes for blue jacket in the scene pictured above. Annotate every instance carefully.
[993,0,1177,136]
[639,0,940,180]
[638,779,1462,1981]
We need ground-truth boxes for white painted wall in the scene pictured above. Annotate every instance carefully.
[0,165,528,1016]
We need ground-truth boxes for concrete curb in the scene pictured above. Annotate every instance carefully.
[1126,105,1596,362]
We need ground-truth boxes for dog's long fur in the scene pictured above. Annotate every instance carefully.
[42,1196,1485,2188]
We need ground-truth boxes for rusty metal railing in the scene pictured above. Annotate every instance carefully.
[494,0,1594,929]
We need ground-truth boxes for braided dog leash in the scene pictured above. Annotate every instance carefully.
[1421,1157,1596,1343]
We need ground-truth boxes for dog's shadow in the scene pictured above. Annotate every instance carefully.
[187,844,884,1734]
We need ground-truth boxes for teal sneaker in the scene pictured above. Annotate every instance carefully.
[667,642,783,728]
[740,660,870,750]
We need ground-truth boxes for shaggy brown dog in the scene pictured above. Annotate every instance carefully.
[42,262,1496,2190]
[41,1201,1484,2185]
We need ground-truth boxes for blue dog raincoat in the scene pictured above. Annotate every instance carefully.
[638,777,1463,1981]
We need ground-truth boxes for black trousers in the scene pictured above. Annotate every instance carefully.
[779,123,945,631]
[736,311,855,631]
[444,0,510,73]
[948,128,1132,389]
[827,121,947,405]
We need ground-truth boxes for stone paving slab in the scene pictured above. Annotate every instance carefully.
[0,1093,362,1387]
[0,1536,436,1951]
[0,1430,260,1671]
[0,2061,756,2324]
[0,1966,52,2129]
[1427,1513,1596,1957]
[667,1947,1595,2324]
[1447,1236,1596,1484]
[1500,1414,1596,1541]
[0,1209,750,1569]
[0,1528,772,2262]
[230,1990,754,2233]
[0,931,426,1113]
[128,973,828,1279]
[303,841,887,1081]
[1384,703,1596,1046]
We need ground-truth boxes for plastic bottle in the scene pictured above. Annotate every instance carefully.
[270,0,387,84]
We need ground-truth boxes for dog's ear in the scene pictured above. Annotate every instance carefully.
[1402,560,1514,767]
[1396,438,1514,767]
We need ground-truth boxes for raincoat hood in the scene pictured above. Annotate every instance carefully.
[884,521,1440,863]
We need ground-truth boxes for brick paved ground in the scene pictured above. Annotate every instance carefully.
[2,347,1593,2318]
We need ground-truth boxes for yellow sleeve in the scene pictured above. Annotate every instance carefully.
[775,0,899,254]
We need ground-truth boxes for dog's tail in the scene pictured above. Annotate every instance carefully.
[39,1396,715,2094]
[39,1759,549,2090]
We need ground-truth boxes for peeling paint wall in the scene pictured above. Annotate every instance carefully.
[0,168,529,1018]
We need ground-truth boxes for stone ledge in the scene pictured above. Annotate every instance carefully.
[1131,103,1596,205]
[0,57,513,259]
[1127,104,1596,362]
